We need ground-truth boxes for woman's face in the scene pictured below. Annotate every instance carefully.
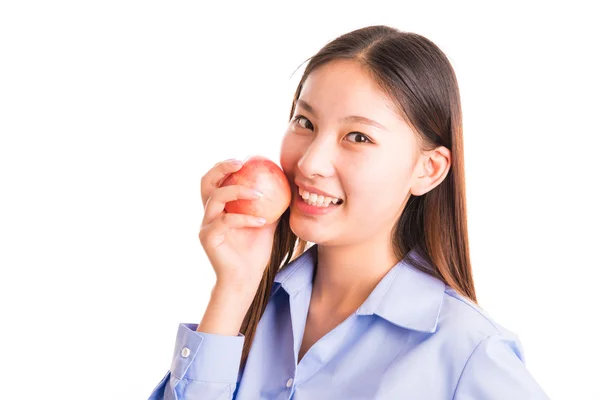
[280,59,422,246]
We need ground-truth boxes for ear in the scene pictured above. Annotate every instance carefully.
[410,146,451,196]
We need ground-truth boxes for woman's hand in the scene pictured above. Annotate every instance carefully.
[199,159,280,292]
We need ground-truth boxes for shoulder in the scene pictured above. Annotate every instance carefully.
[440,289,550,399]
[436,286,524,360]
[441,287,513,336]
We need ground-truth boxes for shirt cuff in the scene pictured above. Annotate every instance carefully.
[170,323,245,383]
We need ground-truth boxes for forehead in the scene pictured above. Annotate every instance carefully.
[299,59,400,121]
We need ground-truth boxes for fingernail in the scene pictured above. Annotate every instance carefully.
[257,217,266,224]
[253,190,264,197]
[226,158,243,165]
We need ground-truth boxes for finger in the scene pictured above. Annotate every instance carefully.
[202,185,263,225]
[200,159,244,207]
[199,213,266,247]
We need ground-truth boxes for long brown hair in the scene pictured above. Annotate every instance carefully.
[238,25,476,369]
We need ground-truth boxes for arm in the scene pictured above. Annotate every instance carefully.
[148,286,255,400]
[452,334,550,400]
[147,323,244,400]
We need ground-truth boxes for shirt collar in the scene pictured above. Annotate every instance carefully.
[273,244,318,294]
[273,244,446,333]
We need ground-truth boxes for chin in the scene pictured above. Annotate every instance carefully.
[289,213,328,244]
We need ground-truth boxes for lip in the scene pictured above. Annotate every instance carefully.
[294,181,342,200]
[293,192,342,216]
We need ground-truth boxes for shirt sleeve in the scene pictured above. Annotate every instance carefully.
[453,333,550,400]
[147,323,245,400]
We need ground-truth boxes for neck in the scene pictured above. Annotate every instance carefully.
[311,237,400,315]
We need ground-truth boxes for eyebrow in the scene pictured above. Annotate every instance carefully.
[296,99,388,131]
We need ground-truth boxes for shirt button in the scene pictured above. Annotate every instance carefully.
[286,378,293,388]
[181,347,191,358]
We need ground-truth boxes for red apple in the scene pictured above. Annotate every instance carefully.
[220,155,292,224]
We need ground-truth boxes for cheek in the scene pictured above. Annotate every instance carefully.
[279,131,304,177]
[347,156,415,200]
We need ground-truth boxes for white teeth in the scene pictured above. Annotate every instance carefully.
[298,187,342,207]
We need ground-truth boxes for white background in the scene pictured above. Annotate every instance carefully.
[1,1,598,399]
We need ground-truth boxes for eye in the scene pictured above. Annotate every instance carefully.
[346,132,373,144]
[292,115,373,144]
[292,115,314,130]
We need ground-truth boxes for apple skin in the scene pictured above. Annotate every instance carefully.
[220,156,292,224]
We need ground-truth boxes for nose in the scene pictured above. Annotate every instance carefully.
[297,136,336,179]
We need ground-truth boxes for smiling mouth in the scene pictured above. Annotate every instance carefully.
[297,186,344,207]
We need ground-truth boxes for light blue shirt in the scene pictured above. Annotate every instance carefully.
[149,244,549,399]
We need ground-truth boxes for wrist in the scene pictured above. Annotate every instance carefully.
[213,278,261,302]
[197,293,248,336]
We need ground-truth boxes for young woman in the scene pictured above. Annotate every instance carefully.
[149,25,549,399]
